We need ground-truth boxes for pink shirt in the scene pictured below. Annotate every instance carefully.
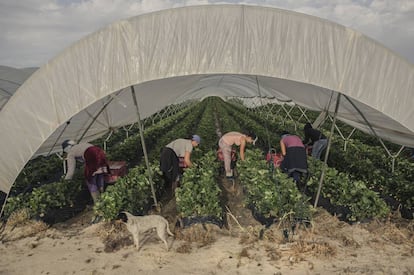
[221,132,245,146]
[282,135,304,148]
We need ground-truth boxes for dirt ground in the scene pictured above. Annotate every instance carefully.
[1,178,414,275]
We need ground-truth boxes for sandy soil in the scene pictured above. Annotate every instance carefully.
[1,180,413,275]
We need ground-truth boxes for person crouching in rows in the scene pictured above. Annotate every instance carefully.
[218,131,257,179]
[303,122,328,160]
[279,131,308,184]
[159,135,201,193]
[62,140,110,204]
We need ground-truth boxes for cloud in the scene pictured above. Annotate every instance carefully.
[266,0,414,63]
[0,0,412,68]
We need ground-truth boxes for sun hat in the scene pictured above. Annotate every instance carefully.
[192,134,201,144]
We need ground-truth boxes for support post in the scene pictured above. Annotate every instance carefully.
[314,93,341,208]
[255,76,272,150]
[130,86,158,206]
[0,192,10,219]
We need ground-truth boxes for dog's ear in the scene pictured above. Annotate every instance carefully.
[116,212,128,223]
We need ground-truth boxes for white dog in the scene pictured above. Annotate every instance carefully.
[119,211,174,251]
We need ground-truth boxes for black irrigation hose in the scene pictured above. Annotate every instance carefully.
[177,216,225,229]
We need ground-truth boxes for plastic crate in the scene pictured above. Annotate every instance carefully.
[266,149,283,168]
[104,161,127,184]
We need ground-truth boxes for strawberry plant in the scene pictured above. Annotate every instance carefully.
[4,177,82,220]
[93,162,163,220]
[237,149,312,221]
[175,151,222,220]
[307,158,389,221]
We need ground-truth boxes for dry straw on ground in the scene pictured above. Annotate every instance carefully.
[0,208,49,242]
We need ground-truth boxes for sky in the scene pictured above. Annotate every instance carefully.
[0,0,413,68]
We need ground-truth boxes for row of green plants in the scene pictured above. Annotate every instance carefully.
[328,138,414,209]
[7,103,194,198]
[173,99,227,221]
[237,149,312,221]
[278,104,412,210]
[96,102,196,151]
[94,101,225,221]
[3,96,410,224]
[215,98,391,221]
[213,99,241,134]
[221,100,279,148]
[2,103,200,220]
[241,102,413,213]
[306,158,390,221]
[193,97,222,150]
[93,162,164,220]
[144,102,206,162]
[94,105,186,152]
[4,174,83,219]
[214,99,312,222]
[175,151,223,220]
[11,155,64,196]
[106,102,205,164]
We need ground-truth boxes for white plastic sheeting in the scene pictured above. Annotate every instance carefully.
[0,66,37,110]
[0,4,413,194]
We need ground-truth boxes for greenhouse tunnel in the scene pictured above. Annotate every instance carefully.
[0,4,413,216]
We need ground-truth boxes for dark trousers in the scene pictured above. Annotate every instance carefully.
[281,146,308,182]
[159,147,179,189]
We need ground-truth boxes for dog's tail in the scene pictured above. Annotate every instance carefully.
[166,222,174,236]
[121,211,134,221]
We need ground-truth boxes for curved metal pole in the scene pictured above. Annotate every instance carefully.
[130,86,158,206]
[78,96,115,142]
[314,93,341,208]
[46,120,71,156]
[343,95,397,172]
